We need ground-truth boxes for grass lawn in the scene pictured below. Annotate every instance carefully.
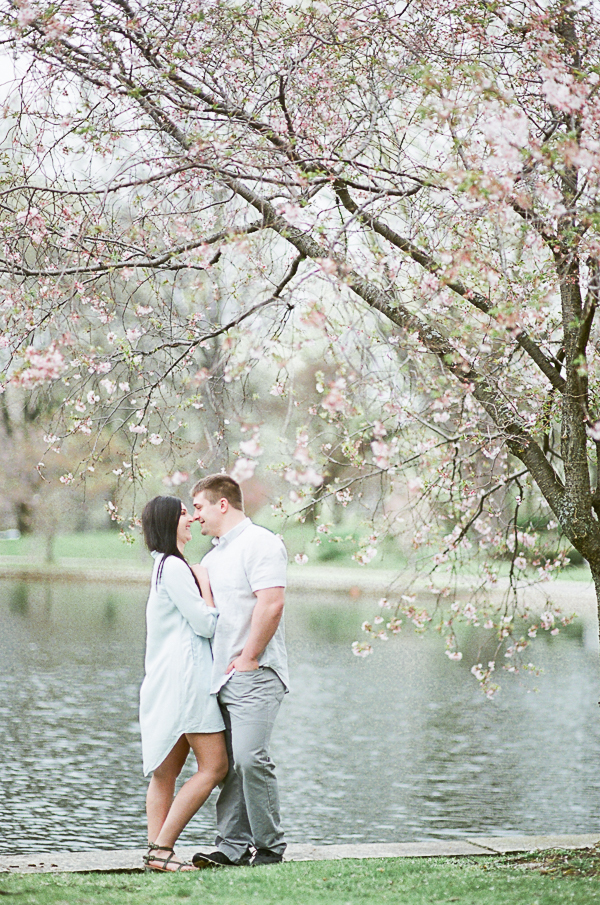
[0,530,145,563]
[0,527,592,584]
[0,524,407,571]
[0,855,597,905]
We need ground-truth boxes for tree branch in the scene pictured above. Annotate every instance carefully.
[0,222,263,277]
[215,173,565,516]
[333,181,566,392]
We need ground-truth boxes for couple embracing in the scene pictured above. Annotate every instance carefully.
[139,474,288,872]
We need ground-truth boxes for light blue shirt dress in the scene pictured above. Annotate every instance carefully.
[139,552,225,775]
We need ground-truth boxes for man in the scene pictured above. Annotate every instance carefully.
[190,474,288,868]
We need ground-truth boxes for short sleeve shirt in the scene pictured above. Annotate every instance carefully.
[202,518,289,693]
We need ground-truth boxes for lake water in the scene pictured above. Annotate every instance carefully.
[1,578,599,854]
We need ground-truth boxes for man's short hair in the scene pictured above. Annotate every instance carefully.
[192,474,244,511]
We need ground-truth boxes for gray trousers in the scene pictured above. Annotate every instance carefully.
[215,667,286,861]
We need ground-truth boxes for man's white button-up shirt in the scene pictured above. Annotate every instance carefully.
[202,517,289,694]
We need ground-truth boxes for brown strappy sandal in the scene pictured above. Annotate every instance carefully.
[143,842,196,872]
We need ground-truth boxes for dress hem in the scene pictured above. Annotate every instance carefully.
[142,722,225,776]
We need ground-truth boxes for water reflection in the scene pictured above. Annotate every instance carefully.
[9,582,29,616]
[0,579,599,854]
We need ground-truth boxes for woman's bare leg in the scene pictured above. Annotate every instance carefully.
[146,735,190,845]
[153,731,228,850]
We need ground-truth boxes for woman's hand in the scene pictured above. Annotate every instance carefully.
[191,564,215,607]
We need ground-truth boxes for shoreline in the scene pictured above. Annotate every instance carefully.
[0,558,401,589]
[0,559,597,622]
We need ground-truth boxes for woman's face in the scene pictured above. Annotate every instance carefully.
[176,503,193,550]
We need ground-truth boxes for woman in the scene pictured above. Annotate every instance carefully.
[139,495,228,872]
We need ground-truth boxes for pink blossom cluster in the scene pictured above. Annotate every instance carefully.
[230,458,256,483]
[285,429,324,489]
[16,207,47,245]
[13,345,66,388]
[321,378,352,416]
[352,545,378,565]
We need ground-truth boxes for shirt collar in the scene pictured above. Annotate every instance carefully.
[212,516,251,547]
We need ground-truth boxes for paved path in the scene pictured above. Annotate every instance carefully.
[1,835,598,873]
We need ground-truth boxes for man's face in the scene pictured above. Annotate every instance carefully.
[192,491,226,537]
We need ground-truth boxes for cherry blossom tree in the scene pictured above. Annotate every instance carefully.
[1,0,600,691]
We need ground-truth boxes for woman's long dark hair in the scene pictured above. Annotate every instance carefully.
[141,495,202,594]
